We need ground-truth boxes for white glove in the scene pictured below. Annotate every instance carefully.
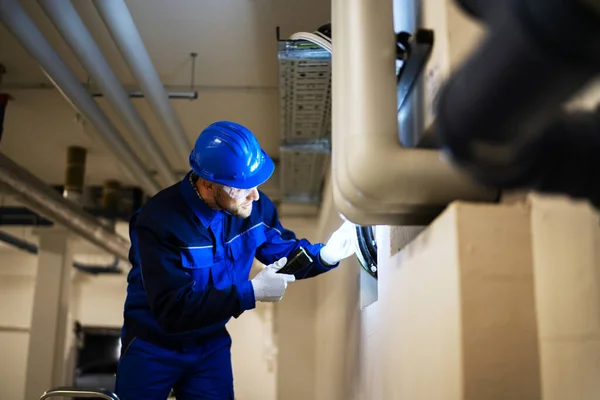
[320,220,356,265]
[251,258,296,302]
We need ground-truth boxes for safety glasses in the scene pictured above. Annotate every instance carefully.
[221,185,257,199]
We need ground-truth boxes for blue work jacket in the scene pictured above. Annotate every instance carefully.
[122,171,336,349]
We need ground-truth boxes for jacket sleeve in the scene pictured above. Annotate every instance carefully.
[134,217,255,335]
[254,196,338,279]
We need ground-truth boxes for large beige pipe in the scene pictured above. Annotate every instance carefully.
[331,0,496,226]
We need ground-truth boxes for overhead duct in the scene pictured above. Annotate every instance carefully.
[330,0,496,226]
[0,0,161,195]
[93,0,191,163]
[0,152,130,260]
[38,0,177,187]
[63,146,87,204]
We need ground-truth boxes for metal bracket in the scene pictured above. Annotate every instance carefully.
[189,52,197,95]
[355,226,378,280]
[396,29,435,111]
[0,63,15,144]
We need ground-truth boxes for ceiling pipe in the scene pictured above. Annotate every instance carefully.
[38,0,178,187]
[0,206,54,226]
[0,0,161,195]
[0,230,122,274]
[93,0,192,163]
[0,82,275,94]
[92,90,198,100]
[330,0,497,226]
[0,152,130,261]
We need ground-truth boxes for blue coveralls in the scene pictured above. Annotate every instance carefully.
[115,171,336,399]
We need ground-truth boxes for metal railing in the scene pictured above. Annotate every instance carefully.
[39,387,119,400]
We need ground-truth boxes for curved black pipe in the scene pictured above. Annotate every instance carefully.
[355,226,377,279]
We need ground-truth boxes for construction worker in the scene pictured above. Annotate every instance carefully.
[114,121,356,399]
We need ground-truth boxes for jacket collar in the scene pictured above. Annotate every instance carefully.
[181,170,219,228]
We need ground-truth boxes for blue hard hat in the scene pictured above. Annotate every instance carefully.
[189,121,275,189]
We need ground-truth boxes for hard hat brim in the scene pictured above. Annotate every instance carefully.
[213,149,275,190]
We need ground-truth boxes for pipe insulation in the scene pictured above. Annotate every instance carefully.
[38,0,177,187]
[93,0,191,163]
[0,0,161,195]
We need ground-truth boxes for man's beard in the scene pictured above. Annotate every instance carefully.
[215,188,252,219]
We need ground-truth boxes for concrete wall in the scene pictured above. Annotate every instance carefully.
[313,177,381,400]
[0,252,37,400]
[379,202,541,399]
[528,195,600,400]
[275,217,320,400]
[311,189,600,399]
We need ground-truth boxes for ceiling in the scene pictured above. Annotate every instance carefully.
[0,0,331,187]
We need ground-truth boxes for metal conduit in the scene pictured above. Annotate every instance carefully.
[0,152,130,261]
[38,0,177,187]
[0,0,161,195]
[93,0,192,163]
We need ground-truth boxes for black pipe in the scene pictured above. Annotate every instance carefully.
[0,93,8,143]
[0,206,53,226]
[0,230,38,254]
[91,90,198,100]
[435,0,600,199]
[0,206,135,225]
[0,229,122,274]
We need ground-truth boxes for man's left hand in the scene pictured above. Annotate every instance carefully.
[320,220,356,265]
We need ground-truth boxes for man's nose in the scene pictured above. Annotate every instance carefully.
[248,187,259,201]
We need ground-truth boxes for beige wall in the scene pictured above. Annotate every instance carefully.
[75,274,127,327]
[528,195,600,400]
[0,253,37,400]
[276,217,320,400]
[312,176,384,400]
[379,202,542,399]
[312,180,600,399]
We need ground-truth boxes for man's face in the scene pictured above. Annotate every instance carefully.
[213,185,260,219]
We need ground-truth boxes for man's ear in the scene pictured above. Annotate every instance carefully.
[198,179,213,190]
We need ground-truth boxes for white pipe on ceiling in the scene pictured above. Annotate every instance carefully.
[38,0,178,188]
[0,0,161,195]
[92,0,192,163]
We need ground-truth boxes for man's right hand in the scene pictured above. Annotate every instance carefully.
[251,257,295,302]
